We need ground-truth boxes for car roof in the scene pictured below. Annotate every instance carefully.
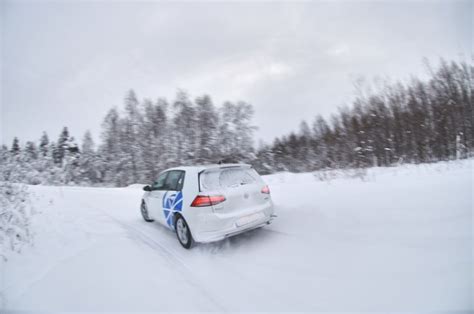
[166,163,251,173]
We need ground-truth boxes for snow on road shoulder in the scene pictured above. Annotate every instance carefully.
[1,160,472,312]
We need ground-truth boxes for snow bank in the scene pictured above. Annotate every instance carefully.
[263,159,473,185]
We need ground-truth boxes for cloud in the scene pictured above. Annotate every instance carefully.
[168,52,295,103]
[2,1,471,145]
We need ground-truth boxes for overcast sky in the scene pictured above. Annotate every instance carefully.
[1,1,471,147]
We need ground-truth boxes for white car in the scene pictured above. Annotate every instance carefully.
[140,164,275,248]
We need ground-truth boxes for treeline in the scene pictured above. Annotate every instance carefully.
[255,59,473,173]
[0,58,472,186]
[0,91,257,186]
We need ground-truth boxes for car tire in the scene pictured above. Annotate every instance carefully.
[140,201,154,222]
[175,215,193,249]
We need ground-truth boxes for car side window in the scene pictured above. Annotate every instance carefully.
[163,170,185,191]
[152,172,168,191]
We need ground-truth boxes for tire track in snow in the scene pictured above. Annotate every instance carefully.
[81,200,227,312]
[260,227,293,237]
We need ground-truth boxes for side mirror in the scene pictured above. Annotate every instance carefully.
[143,185,152,192]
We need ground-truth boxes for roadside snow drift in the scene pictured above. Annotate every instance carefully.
[1,160,472,312]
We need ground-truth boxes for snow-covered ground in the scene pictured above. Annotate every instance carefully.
[1,160,472,313]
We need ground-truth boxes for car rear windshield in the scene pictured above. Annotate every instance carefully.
[200,167,261,191]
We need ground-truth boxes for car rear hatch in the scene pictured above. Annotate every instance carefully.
[198,165,269,214]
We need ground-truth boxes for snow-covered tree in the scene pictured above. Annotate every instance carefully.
[10,137,20,155]
[172,90,197,165]
[0,182,34,261]
[56,127,70,165]
[39,132,49,157]
[77,130,100,184]
[218,101,257,162]
[195,95,219,163]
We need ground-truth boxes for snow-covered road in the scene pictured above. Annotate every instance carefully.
[2,161,472,312]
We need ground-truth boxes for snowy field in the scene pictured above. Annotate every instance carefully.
[1,160,472,313]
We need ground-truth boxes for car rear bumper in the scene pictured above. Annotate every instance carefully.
[190,203,274,243]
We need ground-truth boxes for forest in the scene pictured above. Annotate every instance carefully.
[1,58,472,186]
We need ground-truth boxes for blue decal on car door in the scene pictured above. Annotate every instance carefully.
[162,191,183,228]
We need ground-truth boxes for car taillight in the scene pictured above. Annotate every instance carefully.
[261,185,270,194]
[190,195,226,207]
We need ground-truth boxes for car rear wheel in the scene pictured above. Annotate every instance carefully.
[175,215,193,249]
[140,201,154,222]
